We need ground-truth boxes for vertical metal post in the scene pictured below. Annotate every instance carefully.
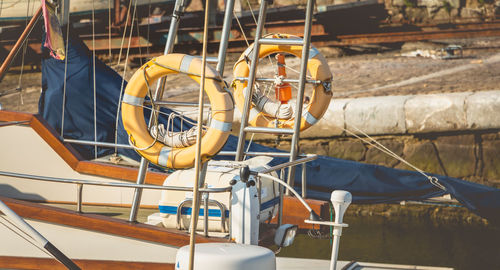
[58,0,70,25]
[235,0,271,161]
[203,192,209,237]
[165,0,190,54]
[278,168,285,226]
[286,0,315,192]
[128,0,187,222]
[216,0,236,76]
[76,184,83,213]
[278,185,284,227]
[301,162,307,198]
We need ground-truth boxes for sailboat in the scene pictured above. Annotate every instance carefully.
[0,0,498,269]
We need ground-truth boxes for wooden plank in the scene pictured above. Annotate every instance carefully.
[0,256,174,270]
[1,196,228,247]
[271,196,330,229]
[0,110,33,122]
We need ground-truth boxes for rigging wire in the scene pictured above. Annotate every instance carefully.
[343,124,447,191]
[232,11,250,47]
[0,215,53,258]
[108,0,112,65]
[17,0,32,110]
[61,1,72,137]
[146,0,151,58]
[116,0,134,67]
[134,7,143,66]
[114,0,139,154]
[92,0,98,159]
[245,0,275,70]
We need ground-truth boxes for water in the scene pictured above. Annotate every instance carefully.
[278,216,500,270]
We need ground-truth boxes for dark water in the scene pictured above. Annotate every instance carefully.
[278,216,500,270]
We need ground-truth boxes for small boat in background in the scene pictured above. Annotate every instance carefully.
[0,0,173,22]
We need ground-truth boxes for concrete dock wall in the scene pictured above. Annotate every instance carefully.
[301,90,500,137]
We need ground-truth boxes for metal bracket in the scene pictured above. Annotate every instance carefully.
[322,81,332,92]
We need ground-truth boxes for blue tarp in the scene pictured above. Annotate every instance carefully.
[39,31,500,224]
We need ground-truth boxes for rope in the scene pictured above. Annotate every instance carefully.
[343,124,447,191]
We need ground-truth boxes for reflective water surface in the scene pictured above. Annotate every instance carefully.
[278,215,500,270]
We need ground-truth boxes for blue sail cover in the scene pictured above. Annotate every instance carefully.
[39,32,500,224]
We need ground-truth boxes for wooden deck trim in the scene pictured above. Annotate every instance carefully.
[0,110,32,122]
[273,196,330,229]
[1,196,227,246]
[0,110,169,184]
[0,256,174,270]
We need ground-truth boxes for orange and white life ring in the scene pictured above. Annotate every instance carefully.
[121,53,234,169]
[232,34,332,131]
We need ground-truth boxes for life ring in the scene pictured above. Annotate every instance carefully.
[232,34,332,131]
[121,53,234,169]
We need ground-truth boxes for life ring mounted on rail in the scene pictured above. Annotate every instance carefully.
[232,33,333,131]
[121,53,234,169]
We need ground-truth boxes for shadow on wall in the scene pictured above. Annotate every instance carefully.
[0,184,46,202]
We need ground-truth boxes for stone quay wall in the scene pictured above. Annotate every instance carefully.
[252,90,500,189]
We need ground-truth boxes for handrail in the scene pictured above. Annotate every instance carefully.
[259,154,317,174]
[0,171,231,193]
[176,198,227,234]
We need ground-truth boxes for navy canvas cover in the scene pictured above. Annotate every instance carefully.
[39,30,500,224]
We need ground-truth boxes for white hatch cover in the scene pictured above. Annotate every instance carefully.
[175,243,275,270]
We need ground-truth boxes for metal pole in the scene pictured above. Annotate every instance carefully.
[128,158,148,222]
[278,168,285,227]
[301,162,307,198]
[128,0,187,222]
[216,0,236,75]
[0,200,81,270]
[235,0,271,161]
[0,6,42,82]
[203,191,209,237]
[58,0,70,26]
[165,0,189,54]
[0,170,231,192]
[76,184,83,213]
[330,233,341,270]
[287,0,315,193]
[188,0,211,267]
